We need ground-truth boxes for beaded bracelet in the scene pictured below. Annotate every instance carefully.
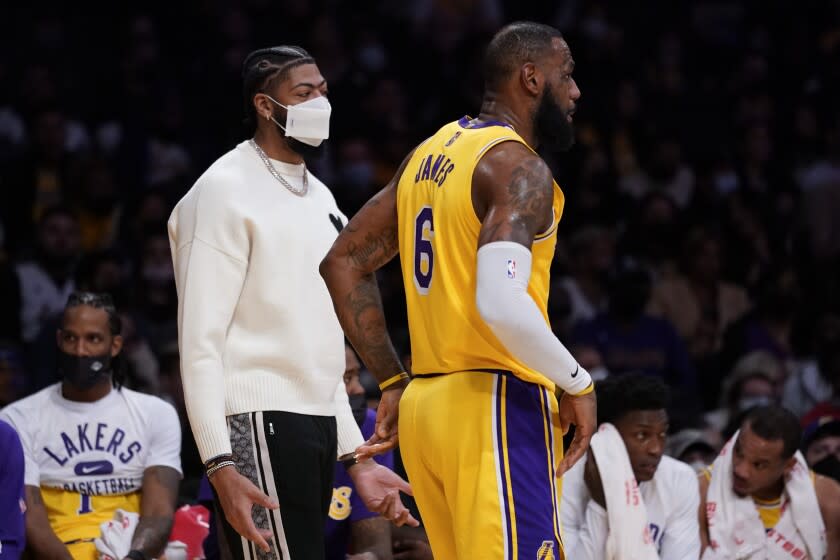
[207,460,236,478]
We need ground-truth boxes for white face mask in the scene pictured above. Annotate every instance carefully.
[266,95,331,147]
[689,460,708,473]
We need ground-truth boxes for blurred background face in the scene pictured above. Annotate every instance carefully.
[806,434,840,466]
[731,423,789,497]
[140,234,176,312]
[38,212,81,265]
[734,375,776,413]
[687,237,721,283]
[33,110,66,161]
[343,344,364,397]
[614,409,668,482]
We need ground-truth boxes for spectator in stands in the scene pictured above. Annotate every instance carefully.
[133,231,178,356]
[0,219,22,341]
[0,292,181,560]
[648,227,750,361]
[73,157,123,252]
[0,343,26,406]
[572,261,696,424]
[558,225,614,330]
[802,413,840,484]
[704,350,783,437]
[666,428,720,473]
[783,311,840,417]
[16,205,80,343]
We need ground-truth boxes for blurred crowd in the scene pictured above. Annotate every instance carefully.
[2,0,840,497]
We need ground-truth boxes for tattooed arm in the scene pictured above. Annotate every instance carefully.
[471,142,555,248]
[320,151,415,456]
[23,485,73,560]
[127,466,179,559]
[320,151,415,385]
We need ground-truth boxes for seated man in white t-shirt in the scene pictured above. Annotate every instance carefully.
[561,373,701,559]
[1,292,182,560]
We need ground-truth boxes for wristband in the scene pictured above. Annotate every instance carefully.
[204,453,233,471]
[338,452,361,471]
[379,372,409,391]
[574,381,595,396]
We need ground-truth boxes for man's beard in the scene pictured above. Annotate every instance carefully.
[534,87,575,152]
[273,108,327,161]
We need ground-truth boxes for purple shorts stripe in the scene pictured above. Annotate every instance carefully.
[541,387,564,547]
[501,375,562,558]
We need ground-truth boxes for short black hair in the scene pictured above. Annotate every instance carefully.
[596,373,670,425]
[63,291,125,389]
[483,21,564,90]
[241,46,315,128]
[743,405,801,459]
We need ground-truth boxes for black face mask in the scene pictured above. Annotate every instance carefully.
[58,350,112,390]
[349,393,368,427]
[534,87,575,153]
[812,454,840,484]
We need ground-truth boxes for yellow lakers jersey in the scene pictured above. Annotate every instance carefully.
[396,116,565,390]
[42,487,141,560]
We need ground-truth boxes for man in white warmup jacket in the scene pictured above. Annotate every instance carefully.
[169,45,416,560]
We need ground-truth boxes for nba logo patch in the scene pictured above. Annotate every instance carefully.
[507,259,516,279]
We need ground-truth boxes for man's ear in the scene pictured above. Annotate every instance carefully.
[520,62,543,97]
[111,334,124,357]
[253,93,275,121]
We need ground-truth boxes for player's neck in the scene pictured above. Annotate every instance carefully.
[61,379,112,403]
[252,127,304,165]
[752,478,785,502]
[478,97,536,148]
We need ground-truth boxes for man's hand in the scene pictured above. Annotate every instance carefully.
[356,387,403,459]
[557,388,597,475]
[583,452,606,509]
[394,538,434,560]
[210,467,279,553]
[347,553,379,560]
[348,460,419,527]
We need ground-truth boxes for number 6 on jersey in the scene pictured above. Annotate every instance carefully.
[413,206,434,294]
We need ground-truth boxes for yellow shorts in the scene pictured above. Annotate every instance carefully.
[399,371,564,560]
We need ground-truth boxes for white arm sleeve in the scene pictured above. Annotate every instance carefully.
[476,241,591,394]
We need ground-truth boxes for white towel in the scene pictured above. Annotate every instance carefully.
[95,509,140,560]
[590,422,660,560]
[702,431,826,559]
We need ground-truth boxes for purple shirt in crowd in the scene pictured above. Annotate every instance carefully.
[324,409,394,560]
[0,419,25,559]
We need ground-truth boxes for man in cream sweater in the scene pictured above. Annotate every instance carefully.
[169,46,416,560]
